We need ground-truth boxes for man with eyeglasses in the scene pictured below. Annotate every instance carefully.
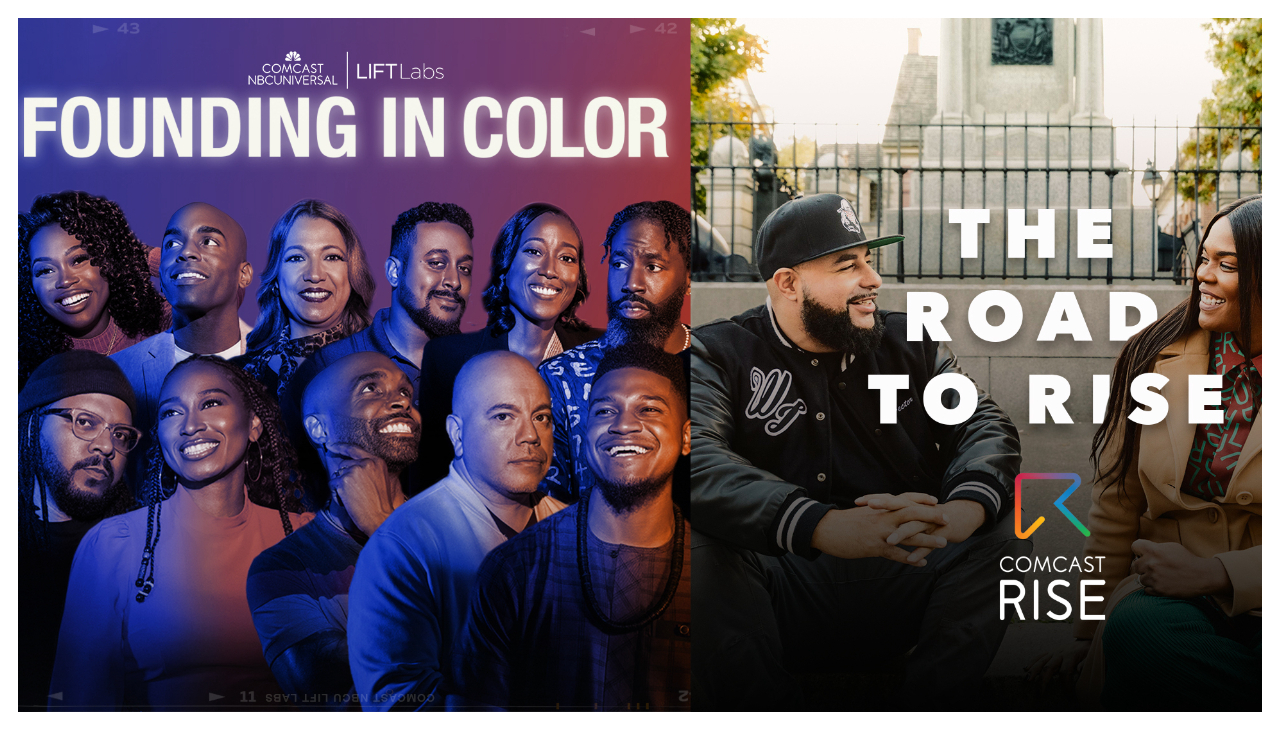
[18,350,140,710]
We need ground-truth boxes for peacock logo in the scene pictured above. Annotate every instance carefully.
[285,51,301,62]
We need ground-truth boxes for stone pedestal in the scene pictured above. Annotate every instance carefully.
[893,18,1136,280]
[701,134,757,261]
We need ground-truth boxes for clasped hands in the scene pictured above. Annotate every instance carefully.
[810,492,986,566]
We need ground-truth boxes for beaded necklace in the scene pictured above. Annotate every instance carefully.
[575,490,684,634]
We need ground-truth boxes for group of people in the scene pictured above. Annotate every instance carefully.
[18,191,694,710]
[689,193,1261,710]
[19,186,1261,712]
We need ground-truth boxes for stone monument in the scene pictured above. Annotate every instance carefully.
[892,18,1148,280]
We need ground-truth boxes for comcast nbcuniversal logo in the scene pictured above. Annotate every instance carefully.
[248,51,337,86]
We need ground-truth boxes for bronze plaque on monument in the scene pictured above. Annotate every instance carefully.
[992,18,1053,65]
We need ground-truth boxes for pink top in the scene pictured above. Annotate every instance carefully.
[49,484,311,710]
[70,317,148,358]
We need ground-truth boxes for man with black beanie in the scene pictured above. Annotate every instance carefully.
[18,350,140,710]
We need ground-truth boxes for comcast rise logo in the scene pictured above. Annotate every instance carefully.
[1014,473,1090,538]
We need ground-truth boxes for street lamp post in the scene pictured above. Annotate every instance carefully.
[1141,159,1166,202]
[1141,160,1166,275]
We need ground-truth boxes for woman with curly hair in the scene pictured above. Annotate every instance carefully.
[237,199,376,400]
[49,355,311,710]
[1028,195,1262,710]
[417,202,603,482]
[19,191,168,388]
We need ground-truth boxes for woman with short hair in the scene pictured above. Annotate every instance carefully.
[417,202,603,483]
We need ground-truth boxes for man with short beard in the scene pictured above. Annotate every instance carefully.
[451,344,691,710]
[347,351,567,710]
[246,352,417,710]
[312,201,475,404]
[18,351,140,710]
[691,193,1026,710]
[539,201,692,505]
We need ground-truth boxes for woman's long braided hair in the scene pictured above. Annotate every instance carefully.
[18,191,167,388]
[134,356,306,602]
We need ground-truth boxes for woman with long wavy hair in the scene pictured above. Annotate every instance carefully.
[237,199,376,400]
[49,356,311,710]
[19,191,168,388]
[1028,194,1261,710]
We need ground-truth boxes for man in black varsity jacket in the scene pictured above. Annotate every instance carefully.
[691,194,1026,710]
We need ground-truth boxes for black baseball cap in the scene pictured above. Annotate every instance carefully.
[754,193,903,281]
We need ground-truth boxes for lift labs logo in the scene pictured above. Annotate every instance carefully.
[1014,473,1090,539]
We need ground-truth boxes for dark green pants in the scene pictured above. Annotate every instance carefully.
[1101,591,1261,711]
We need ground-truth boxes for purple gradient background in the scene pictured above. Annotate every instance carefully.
[19,18,692,331]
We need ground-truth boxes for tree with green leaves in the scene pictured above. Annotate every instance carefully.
[1178,18,1261,202]
[691,18,766,213]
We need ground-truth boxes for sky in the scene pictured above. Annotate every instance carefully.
[739,18,1217,130]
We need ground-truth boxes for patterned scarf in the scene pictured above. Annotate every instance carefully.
[242,323,347,399]
[1181,331,1262,501]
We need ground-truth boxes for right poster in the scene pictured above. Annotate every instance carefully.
[688,17,1262,711]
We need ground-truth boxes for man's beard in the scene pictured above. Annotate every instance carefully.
[583,464,671,516]
[602,286,686,349]
[329,413,421,473]
[800,287,885,358]
[398,286,465,339]
[36,450,127,523]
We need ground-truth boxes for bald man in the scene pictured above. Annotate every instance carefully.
[246,352,416,710]
[112,203,256,486]
[347,351,568,710]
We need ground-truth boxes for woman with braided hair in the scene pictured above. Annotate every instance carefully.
[19,190,169,388]
[236,199,376,401]
[49,355,312,711]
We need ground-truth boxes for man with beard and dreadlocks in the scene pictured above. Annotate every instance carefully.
[538,200,692,507]
[347,351,567,710]
[450,344,691,710]
[18,351,140,710]
[246,352,418,710]
[312,201,474,405]
[690,193,1025,710]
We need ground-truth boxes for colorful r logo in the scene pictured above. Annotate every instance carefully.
[1014,473,1090,539]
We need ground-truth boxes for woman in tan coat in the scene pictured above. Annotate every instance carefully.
[1030,194,1261,709]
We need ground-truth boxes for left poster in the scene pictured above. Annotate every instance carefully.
[17,17,692,711]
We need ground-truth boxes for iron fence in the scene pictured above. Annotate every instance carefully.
[693,118,1261,284]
